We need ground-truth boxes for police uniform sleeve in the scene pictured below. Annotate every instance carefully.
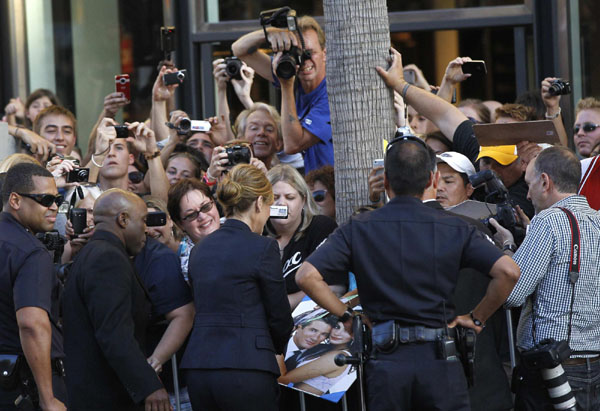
[505,217,555,308]
[306,222,352,279]
[83,252,163,404]
[13,248,53,313]
[257,239,294,355]
[460,225,504,275]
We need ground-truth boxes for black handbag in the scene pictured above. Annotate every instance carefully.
[0,354,23,390]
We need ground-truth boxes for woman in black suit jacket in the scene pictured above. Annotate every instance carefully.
[182,164,294,411]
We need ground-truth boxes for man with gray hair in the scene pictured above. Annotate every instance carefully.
[505,146,600,410]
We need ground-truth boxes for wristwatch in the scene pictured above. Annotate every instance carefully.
[503,243,517,253]
[470,311,485,328]
[339,308,355,323]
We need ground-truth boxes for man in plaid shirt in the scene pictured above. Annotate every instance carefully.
[505,146,600,410]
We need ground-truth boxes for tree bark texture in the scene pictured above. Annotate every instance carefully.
[324,0,395,224]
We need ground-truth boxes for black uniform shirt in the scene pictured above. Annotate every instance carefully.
[307,196,503,328]
[0,212,63,357]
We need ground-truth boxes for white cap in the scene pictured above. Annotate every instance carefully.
[436,151,476,177]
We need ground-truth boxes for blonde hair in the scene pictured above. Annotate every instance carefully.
[0,153,41,173]
[235,103,282,147]
[298,16,325,50]
[576,97,600,117]
[217,164,273,217]
[266,164,319,241]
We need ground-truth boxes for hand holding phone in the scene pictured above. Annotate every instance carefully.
[461,60,487,76]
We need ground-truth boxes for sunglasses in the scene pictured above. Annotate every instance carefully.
[17,193,64,207]
[574,123,600,134]
[128,171,145,184]
[312,190,327,202]
[386,135,427,155]
[181,201,214,223]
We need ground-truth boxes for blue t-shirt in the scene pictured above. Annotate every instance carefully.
[273,73,334,173]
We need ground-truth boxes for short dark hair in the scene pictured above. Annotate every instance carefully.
[2,163,53,205]
[300,314,338,329]
[305,165,335,201]
[385,139,432,197]
[457,99,491,124]
[171,143,209,173]
[424,131,453,152]
[533,147,581,193]
[167,178,213,224]
[515,90,545,120]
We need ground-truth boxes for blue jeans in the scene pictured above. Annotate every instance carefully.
[564,358,600,411]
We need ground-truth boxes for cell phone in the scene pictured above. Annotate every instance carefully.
[373,158,384,176]
[163,69,186,86]
[270,205,288,219]
[114,125,129,139]
[160,26,175,60]
[146,211,167,227]
[115,74,131,100]
[403,69,416,85]
[462,60,487,76]
[66,168,90,183]
[70,208,87,235]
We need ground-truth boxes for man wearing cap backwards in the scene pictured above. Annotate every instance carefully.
[436,151,476,208]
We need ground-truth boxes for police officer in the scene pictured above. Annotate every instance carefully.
[0,163,67,410]
[296,135,520,410]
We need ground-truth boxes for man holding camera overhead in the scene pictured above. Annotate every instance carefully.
[233,12,333,174]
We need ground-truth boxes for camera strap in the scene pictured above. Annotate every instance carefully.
[530,207,580,347]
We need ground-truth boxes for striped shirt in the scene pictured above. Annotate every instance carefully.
[505,195,600,355]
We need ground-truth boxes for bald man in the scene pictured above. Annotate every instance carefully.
[62,189,172,410]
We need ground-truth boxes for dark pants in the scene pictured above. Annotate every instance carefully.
[0,373,67,410]
[186,368,279,411]
[514,358,600,411]
[365,342,470,411]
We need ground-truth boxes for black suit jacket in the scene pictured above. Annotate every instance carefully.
[62,230,163,410]
[181,219,293,375]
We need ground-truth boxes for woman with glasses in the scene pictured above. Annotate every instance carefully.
[167,178,221,281]
[305,165,336,220]
[266,164,347,310]
[182,164,293,411]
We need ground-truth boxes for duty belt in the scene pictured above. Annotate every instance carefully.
[396,326,450,343]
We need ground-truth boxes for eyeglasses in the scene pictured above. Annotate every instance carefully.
[385,134,428,156]
[574,123,600,134]
[312,190,327,202]
[181,201,214,222]
[17,193,64,207]
[128,171,145,184]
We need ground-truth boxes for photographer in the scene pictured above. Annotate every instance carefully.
[181,164,293,411]
[0,163,66,410]
[505,146,600,410]
[232,14,333,174]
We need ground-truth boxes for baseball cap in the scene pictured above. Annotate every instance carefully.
[476,145,518,165]
[436,151,476,177]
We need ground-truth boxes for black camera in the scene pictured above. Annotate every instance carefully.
[548,79,572,96]
[225,144,252,167]
[163,69,186,86]
[70,208,87,235]
[260,7,311,80]
[469,169,517,233]
[225,57,243,80]
[520,339,576,410]
[114,125,129,138]
[66,168,90,184]
[146,211,167,227]
[160,26,175,60]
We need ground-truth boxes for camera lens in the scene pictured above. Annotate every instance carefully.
[179,118,191,133]
[177,71,185,81]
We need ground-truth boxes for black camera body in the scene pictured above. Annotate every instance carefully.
[114,125,129,138]
[225,57,243,80]
[70,208,87,235]
[548,79,572,96]
[225,145,251,167]
[66,168,90,184]
[259,7,311,80]
[469,169,517,233]
[163,69,186,86]
[521,339,571,370]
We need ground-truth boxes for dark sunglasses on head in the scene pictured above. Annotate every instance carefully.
[385,134,427,156]
[312,190,327,202]
[128,171,145,184]
[181,201,214,223]
[574,123,600,134]
[17,193,64,207]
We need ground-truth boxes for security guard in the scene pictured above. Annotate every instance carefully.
[0,163,67,410]
[296,136,520,410]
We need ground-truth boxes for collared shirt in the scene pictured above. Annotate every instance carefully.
[506,195,600,354]
[308,196,503,327]
[0,212,64,357]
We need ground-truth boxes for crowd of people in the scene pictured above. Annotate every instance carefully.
[1,10,600,411]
